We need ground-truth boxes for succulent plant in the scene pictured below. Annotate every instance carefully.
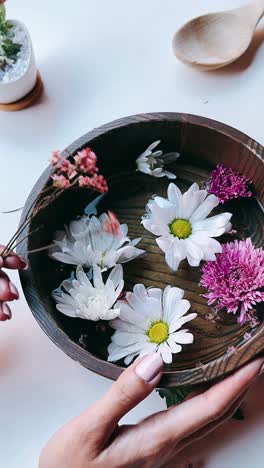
[0,2,22,70]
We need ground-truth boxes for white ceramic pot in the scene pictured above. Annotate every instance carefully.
[0,20,37,104]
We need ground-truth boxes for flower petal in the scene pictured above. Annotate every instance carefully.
[112,331,148,346]
[159,342,173,364]
[182,187,207,219]
[116,246,145,263]
[190,194,219,223]
[109,318,144,333]
[170,312,197,332]
[193,213,232,235]
[167,183,183,216]
[167,336,182,353]
[163,287,185,322]
[107,264,123,289]
[171,331,194,344]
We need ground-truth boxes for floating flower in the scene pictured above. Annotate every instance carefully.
[207,164,252,204]
[108,284,197,364]
[136,140,179,179]
[53,264,124,321]
[49,213,144,270]
[51,174,70,189]
[142,182,232,271]
[200,238,264,325]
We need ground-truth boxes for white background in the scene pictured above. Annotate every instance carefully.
[0,1,264,467]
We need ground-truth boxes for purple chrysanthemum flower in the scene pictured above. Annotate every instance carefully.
[207,164,252,203]
[200,238,264,325]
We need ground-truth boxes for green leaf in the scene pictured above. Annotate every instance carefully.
[158,387,192,408]
[0,4,6,23]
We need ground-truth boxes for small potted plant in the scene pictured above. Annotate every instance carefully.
[0,0,38,105]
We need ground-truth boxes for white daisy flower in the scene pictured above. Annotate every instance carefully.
[136,140,179,179]
[52,264,124,321]
[49,213,144,271]
[108,284,197,364]
[142,182,232,271]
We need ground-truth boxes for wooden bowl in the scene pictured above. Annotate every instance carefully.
[18,113,264,388]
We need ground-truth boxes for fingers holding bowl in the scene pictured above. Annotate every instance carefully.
[0,246,25,322]
[0,245,27,270]
[0,271,19,302]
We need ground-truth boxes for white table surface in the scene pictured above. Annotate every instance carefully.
[1,1,264,467]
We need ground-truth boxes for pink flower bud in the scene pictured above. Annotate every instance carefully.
[102,211,122,237]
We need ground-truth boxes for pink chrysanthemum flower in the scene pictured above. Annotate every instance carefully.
[207,164,252,204]
[200,238,264,325]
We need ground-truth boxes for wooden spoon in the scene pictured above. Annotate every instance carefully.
[172,0,264,70]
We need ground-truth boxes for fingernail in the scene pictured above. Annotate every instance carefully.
[2,303,12,319]
[135,353,163,383]
[9,282,19,298]
[0,256,3,268]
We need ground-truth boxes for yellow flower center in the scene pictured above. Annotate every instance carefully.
[169,219,192,239]
[148,321,169,344]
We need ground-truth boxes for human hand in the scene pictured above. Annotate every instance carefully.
[0,245,26,321]
[39,353,264,468]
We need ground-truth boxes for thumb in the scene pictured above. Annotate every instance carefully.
[81,353,163,447]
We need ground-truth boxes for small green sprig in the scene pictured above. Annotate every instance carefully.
[0,3,22,70]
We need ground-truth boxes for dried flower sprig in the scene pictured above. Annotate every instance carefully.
[207,164,252,204]
[50,148,108,193]
[200,238,264,325]
[1,147,108,259]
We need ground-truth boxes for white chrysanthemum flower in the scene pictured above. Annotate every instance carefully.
[142,182,232,271]
[136,140,179,179]
[52,264,124,321]
[108,284,197,364]
[49,213,144,271]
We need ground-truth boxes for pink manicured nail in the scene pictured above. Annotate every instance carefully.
[2,303,12,319]
[135,353,163,383]
[9,283,19,298]
[0,256,3,268]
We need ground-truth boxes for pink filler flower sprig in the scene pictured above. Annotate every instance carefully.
[207,164,252,204]
[200,238,264,325]
[1,147,108,259]
[50,148,108,193]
